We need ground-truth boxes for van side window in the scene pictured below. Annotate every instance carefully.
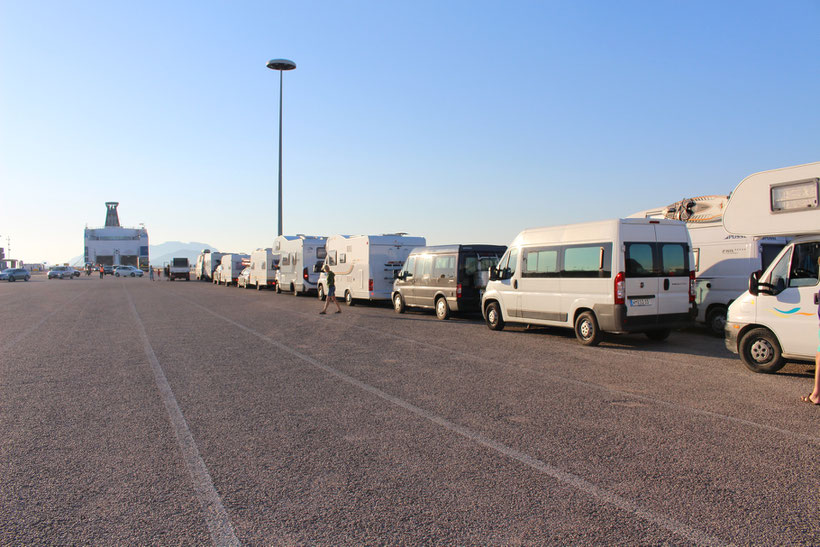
[507,248,519,276]
[522,248,559,277]
[419,256,433,279]
[767,247,792,290]
[339,253,346,264]
[402,256,416,278]
[659,243,688,277]
[433,255,456,279]
[328,250,337,266]
[788,242,820,287]
[563,244,611,278]
[625,243,654,276]
[281,254,291,266]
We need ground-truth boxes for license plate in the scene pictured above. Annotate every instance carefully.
[630,298,652,307]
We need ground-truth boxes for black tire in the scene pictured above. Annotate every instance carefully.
[8,276,15,282]
[706,306,727,337]
[435,297,450,320]
[345,291,355,306]
[256,282,261,291]
[393,293,405,313]
[645,329,671,342]
[574,311,602,346]
[485,301,504,331]
[739,328,785,373]
[24,276,30,281]
[292,284,299,296]
[130,273,135,277]
[318,285,326,301]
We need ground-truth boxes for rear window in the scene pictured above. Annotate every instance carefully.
[625,242,689,277]
[172,258,188,267]
[659,243,687,276]
[316,247,327,260]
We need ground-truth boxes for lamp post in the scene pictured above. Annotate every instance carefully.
[266,58,296,237]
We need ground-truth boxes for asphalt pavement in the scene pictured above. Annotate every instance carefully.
[1,274,817,545]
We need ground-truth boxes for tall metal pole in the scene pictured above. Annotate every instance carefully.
[278,69,284,237]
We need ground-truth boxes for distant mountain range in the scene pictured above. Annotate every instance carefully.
[69,241,217,267]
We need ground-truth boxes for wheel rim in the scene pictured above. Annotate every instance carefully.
[579,319,592,339]
[750,338,774,363]
[488,308,497,324]
[394,296,401,311]
[437,300,445,317]
[710,313,726,333]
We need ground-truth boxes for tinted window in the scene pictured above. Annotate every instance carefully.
[522,248,559,277]
[316,247,327,259]
[659,243,688,277]
[433,255,456,279]
[563,244,611,278]
[625,243,654,277]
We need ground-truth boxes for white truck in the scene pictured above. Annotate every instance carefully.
[318,233,426,305]
[724,162,820,373]
[216,253,250,286]
[195,250,224,281]
[169,257,191,281]
[273,235,327,295]
[249,248,279,290]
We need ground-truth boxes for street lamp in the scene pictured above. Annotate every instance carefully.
[266,58,296,237]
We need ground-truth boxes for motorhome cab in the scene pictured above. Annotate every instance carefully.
[216,253,250,286]
[723,162,820,373]
[318,233,426,305]
[392,244,506,319]
[481,218,696,346]
[249,248,278,290]
[273,235,326,295]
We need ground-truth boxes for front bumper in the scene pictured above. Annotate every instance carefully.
[724,321,742,354]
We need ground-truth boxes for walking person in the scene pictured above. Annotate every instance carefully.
[800,256,820,405]
[99,264,104,279]
[319,264,341,314]
[157,267,161,280]
[149,267,154,281]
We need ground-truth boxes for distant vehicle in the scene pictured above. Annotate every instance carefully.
[194,250,224,281]
[212,264,224,285]
[103,265,114,275]
[318,233,426,305]
[482,218,696,346]
[169,257,190,281]
[114,265,144,277]
[273,235,326,295]
[249,248,278,290]
[392,245,506,319]
[237,267,252,288]
[723,162,820,373]
[72,268,81,277]
[0,268,31,282]
[48,266,74,280]
[217,254,249,286]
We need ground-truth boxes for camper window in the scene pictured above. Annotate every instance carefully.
[788,242,820,287]
[339,253,346,264]
[328,250,337,266]
[317,247,327,260]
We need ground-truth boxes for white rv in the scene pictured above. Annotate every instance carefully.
[195,250,224,281]
[215,253,250,286]
[723,162,820,373]
[481,219,696,346]
[273,235,327,295]
[630,198,788,335]
[248,248,279,290]
[318,233,427,305]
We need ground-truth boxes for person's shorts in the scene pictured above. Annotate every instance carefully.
[327,286,336,298]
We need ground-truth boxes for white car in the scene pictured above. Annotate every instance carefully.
[114,266,144,277]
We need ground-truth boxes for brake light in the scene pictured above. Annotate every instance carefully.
[614,272,625,305]
[369,279,374,292]
[689,271,696,302]
[456,283,462,298]
[303,267,309,281]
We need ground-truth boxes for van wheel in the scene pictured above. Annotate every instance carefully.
[275,282,281,294]
[318,285,326,301]
[706,306,727,337]
[739,328,785,373]
[645,329,671,341]
[435,297,450,320]
[485,302,504,331]
[574,311,602,346]
[345,291,355,306]
[292,284,299,296]
[393,293,405,313]
[256,282,261,291]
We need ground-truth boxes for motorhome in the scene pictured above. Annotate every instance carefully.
[723,162,820,373]
[630,198,788,335]
[273,235,327,295]
[195,250,224,281]
[318,234,427,305]
[392,245,506,319]
[249,248,279,290]
[481,218,696,346]
[215,253,250,286]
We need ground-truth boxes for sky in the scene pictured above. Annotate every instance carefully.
[1,1,819,264]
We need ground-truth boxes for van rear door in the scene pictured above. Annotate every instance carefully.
[624,242,660,320]
[653,223,692,316]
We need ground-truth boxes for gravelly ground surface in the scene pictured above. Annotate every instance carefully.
[1,274,817,545]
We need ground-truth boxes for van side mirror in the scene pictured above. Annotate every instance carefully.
[489,267,499,281]
[748,270,761,296]
[313,264,322,273]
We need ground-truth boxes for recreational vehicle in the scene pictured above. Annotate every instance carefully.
[248,248,279,290]
[481,218,696,346]
[630,198,788,335]
[392,244,506,319]
[273,235,326,295]
[723,162,820,373]
[215,253,250,286]
[195,250,224,281]
[318,234,427,305]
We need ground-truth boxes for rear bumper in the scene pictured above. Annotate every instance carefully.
[596,304,697,333]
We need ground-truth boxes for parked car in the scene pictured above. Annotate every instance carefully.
[103,265,114,275]
[0,268,31,282]
[114,265,144,277]
[48,266,74,279]
[237,267,252,288]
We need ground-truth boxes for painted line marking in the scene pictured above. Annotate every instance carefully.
[125,288,240,547]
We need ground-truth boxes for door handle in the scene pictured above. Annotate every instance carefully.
[663,279,670,291]
[514,280,518,289]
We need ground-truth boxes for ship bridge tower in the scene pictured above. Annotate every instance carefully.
[104,202,121,227]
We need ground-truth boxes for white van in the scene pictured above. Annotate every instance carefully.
[318,233,426,305]
[273,235,327,295]
[630,199,788,335]
[723,162,820,373]
[249,248,278,290]
[481,218,696,346]
[195,250,224,281]
[216,253,250,286]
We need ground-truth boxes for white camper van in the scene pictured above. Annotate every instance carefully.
[481,218,696,346]
[318,233,427,305]
[273,235,327,295]
[195,250,224,281]
[249,248,278,290]
[630,198,788,335]
[723,162,820,373]
[215,253,250,286]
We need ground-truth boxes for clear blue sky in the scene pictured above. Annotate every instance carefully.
[2,1,818,264]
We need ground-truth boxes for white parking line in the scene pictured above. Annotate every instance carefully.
[125,289,240,547]
[183,296,728,547]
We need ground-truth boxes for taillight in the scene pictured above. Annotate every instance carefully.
[456,283,462,298]
[614,272,625,305]
[303,267,309,281]
[368,279,374,292]
[689,271,696,302]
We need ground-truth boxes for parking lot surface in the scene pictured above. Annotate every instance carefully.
[1,275,818,545]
